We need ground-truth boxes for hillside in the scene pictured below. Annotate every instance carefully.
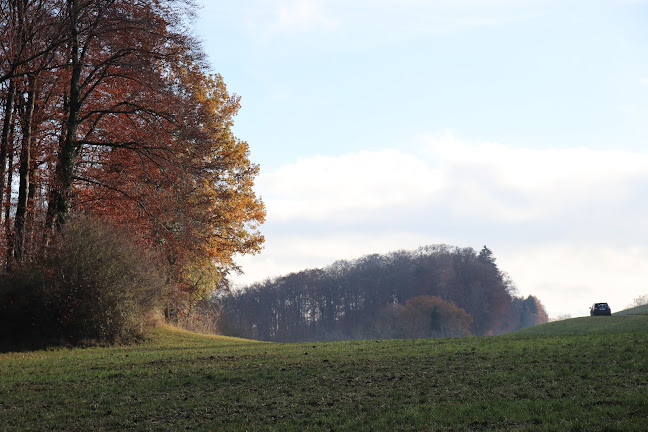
[221,245,548,342]
[512,315,648,335]
[614,304,648,316]
[512,306,648,335]
[1,324,647,431]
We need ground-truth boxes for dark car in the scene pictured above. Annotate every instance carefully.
[590,302,611,316]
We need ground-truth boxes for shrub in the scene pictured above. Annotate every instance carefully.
[0,217,169,349]
[395,295,473,338]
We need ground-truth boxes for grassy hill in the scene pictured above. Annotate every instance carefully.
[512,313,648,335]
[614,303,648,316]
[1,323,647,431]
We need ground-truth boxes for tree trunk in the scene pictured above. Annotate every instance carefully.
[3,122,15,269]
[12,78,37,263]
[48,0,83,231]
[0,80,16,226]
[25,158,40,257]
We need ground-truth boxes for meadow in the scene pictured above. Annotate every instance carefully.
[1,315,647,431]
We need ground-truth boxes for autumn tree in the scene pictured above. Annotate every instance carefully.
[46,0,195,230]
[0,0,68,262]
[74,63,265,314]
[0,0,266,343]
[395,295,473,339]
[519,295,549,328]
[1,0,264,272]
[0,0,68,85]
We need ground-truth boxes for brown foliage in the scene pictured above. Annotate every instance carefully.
[0,1,265,344]
[0,1,264,303]
[395,295,473,339]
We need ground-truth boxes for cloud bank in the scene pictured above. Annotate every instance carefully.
[235,134,648,318]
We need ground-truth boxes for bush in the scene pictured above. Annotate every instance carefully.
[0,217,169,350]
[395,296,473,339]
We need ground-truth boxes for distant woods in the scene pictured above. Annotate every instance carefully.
[221,246,548,342]
[0,0,265,347]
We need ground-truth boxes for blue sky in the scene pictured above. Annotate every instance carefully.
[194,0,648,318]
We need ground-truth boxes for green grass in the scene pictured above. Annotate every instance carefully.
[1,323,647,431]
[615,304,648,316]
[512,314,648,335]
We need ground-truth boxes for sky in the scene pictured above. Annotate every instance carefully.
[193,0,648,318]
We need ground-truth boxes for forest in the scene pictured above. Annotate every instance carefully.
[220,245,549,342]
[0,0,264,348]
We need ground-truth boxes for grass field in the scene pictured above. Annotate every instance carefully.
[614,304,648,316]
[512,314,648,335]
[1,317,647,431]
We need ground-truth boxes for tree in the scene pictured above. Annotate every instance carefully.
[628,294,648,308]
[0,0,265,329]
[75,65,265,301]
[477,245,496,266]
[1,0,68,259]
[47,0,200,230]
[396,295,473,339]
[9,74,37,264]
[519,295,548,328]
[0,0,68,85]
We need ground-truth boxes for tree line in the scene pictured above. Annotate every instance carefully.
[219,246,548,342]
[0,0,264,347]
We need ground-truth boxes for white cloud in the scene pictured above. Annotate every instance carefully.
[245,0,339,39]
[422,133,648,227]
[235,135,648,318]
[276,0,339,32]
[260,150,443,222]
[259,133,648,232]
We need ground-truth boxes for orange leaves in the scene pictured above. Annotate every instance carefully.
[75,48,265,296]
[0,1,264,299]
[397,295,474,338]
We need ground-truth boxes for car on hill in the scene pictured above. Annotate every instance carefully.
[590,302,611,316]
